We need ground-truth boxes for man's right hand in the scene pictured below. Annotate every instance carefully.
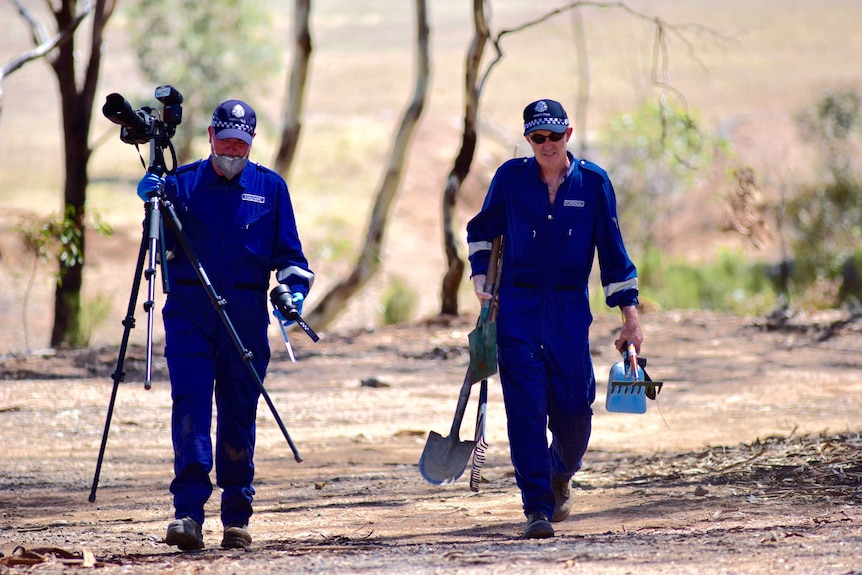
[472,274,493,304]
[136,173,165,201]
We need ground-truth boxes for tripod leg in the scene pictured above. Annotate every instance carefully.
[162,199,304,462]
[143,201,163,390]
[89,214,151,502]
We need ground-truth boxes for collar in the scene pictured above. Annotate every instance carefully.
[531,151,576,183]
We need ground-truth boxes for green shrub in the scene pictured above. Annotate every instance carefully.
[380,275,417,325]
[637,248,777,315]
[785,88,862,303]
[77,293,114,347]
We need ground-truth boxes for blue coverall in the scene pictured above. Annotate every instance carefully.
[160,158,313,528]
[466,152,638,519]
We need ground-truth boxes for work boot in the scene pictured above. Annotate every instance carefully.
[551,476,573,522]
[165,517,204,550]
[523,512,554,539]
[221,524,252,549]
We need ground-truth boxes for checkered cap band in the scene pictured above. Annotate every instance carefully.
[523,117,569,131]
[212,119,255,135]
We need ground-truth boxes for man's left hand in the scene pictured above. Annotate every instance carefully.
[615,305,643,353]
[136,172,164,201]
[273,292,305,327]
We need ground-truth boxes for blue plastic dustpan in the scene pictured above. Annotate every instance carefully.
[605,361,648,413]
[605,343,647,414]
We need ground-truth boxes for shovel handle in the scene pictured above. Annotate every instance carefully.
[481,236,503,319]
[449,369,474,436]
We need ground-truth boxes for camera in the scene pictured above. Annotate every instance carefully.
[103,85,183,146]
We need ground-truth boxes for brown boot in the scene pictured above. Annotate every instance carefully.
[165,517,204,551]
[221,524,252,549]
[551,476,573,522]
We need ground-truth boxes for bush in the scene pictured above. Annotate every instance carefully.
[380,275,417,325]
[638,248,777,315]
[785,87,862,304]
[77,293,114,348]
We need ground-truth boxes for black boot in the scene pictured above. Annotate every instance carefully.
[523,512,554,539]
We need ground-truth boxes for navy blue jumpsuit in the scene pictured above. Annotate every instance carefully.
[160,157,313,527]
[466,152,638,519]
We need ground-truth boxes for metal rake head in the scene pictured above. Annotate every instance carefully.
[609,380,664,400]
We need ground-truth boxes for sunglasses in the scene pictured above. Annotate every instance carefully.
[528,132,565,144]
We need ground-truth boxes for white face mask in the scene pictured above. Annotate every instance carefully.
[211,151,248,180]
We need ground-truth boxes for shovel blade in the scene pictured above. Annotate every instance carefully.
[418,430,477,485]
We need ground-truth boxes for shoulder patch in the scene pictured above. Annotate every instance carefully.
[174,159,203,175]
[578,159,608,178]
[249,162,289,187]
[499,156,528,170]
[251,162,278,176]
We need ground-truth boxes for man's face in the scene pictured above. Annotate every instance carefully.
[208,126,252,157]
[525,127,571,167]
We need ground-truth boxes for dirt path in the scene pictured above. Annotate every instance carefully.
[1,310,861,574]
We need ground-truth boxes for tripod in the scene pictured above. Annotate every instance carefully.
[89,152,308,503]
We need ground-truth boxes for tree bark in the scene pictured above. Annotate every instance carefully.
[48,0,116,347]
[439,0,489,315]
[274,0,312,179]
[304,0,430,330]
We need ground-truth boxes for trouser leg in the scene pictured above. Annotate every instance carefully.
[166,316,217,525]
[548,361,595,480]
[498,343,555,519]
[215,325,267,527]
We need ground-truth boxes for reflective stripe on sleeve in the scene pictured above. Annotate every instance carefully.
[277,266,315,288]
[603,277,638,298]
[468,240,493,257]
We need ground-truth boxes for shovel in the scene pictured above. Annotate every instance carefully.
[419,237,502,485]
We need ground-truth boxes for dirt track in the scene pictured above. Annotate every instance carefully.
[1,310,861,574]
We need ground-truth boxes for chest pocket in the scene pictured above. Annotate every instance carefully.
[237,195,274,258]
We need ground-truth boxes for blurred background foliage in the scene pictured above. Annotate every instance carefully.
[592,88,862,316]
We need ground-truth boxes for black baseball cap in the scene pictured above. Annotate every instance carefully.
[523,99,569,135]
[211,100,256,145]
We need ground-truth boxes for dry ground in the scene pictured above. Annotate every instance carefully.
[1,309,861,574]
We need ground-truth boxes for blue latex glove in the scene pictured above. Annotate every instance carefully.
[291,292,305,316]
[272,292,305,327]
[137,172,165,201]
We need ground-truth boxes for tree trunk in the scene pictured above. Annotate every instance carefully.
[571,7,590,158]
[0,2,92,113]
[304,0,430,330]
[274,0,313,179]
[49,0,115,347]
[439,0,489,315]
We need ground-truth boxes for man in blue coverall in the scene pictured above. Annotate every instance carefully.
[466,99,643,539]
[137,100,314,550]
